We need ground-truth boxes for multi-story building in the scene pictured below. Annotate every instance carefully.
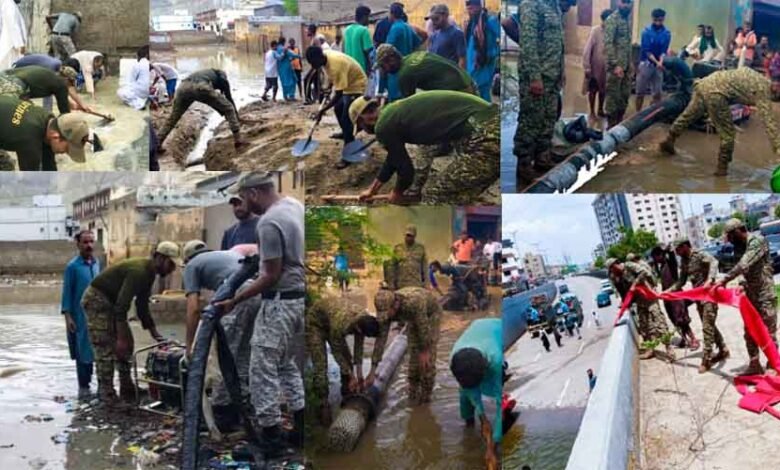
[684,214,708,248]
[729,195,748,214]
[592,193,632,248]
[625,194,685,245]
[523,253,547,281]
[0,195,68,241]
[592,243,606,260]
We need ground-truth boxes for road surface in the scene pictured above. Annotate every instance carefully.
[640,278,780,469]
[506,276,620,409]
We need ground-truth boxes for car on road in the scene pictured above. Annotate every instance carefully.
[768,235,780,274]
[559,284,570,294]
[596,290,612,307]
[600,279,614,295]
[703,243,737,273]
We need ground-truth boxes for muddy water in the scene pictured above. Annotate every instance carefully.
[152,45,266,167]
[502,54,776,192]
[0,285,186,470]
[502,407,583,470]
[309,286,502,470]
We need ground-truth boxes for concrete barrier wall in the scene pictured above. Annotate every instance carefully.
[566,315,639,470]
[502,282,558,350]
[0,240,105,275]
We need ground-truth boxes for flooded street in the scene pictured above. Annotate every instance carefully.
[502,408,583,470]
[308,287,501,470]
[501,55,778,192]
[0,285,186,470]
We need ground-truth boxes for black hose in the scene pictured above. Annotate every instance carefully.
[181,255,259,470]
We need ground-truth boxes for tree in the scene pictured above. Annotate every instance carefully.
[731,211,745,222]
[594,256,605,269]
[605,227,659,261]
[283,0,299,15]
[708,222,724,239]
[775,205,780,219]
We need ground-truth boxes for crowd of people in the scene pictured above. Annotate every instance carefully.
[505,0,780,189]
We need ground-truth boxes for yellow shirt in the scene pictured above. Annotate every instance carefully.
[324,50,367,95]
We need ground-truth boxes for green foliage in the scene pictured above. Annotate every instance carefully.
[775,205,780,219]
[594,256,605,269]
[605,227,659,261]
[708,222,724,239]
[283,0,299,15]
[641,331,674,350]
[731,211,745,222]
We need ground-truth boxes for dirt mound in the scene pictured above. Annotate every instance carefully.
[151,103,212,168]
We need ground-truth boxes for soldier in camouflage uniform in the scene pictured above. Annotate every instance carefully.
[392,225,427,290]
[306,294,380,425]
[670,239,729,373]
[660,68,780,176]
[81,242,179,405]
[371,287,442,403]
[714,218,778,375]
[607,257,676,361]
[603,1,634,128]
[157,69,247,152]
[514,0,565,189]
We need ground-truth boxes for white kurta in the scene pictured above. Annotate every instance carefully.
[117,57,150,110]
[71,50,104,95]
[0,0,27,70]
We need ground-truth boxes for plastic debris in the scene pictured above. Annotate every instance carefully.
[23,413,54,423]
[134,447,161,466]
[51,432,70,444]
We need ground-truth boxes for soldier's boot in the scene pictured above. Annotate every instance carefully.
[659,135,677,155]
[713,161,729,177]
[119,375,137,403]
[665,345,676,363]
[638,349,655,360]
[97,381,118,405]
[259,424,292,458]
[213,404,241,433]
[287,409,305,448]
[737,358,764,376]
[516,161,536,190]
[698,357,712,374]
[712,347,730,363]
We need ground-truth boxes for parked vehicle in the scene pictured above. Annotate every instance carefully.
[559,284,570,294]
[596,291,612,307]
[599,279,614,295]
[703,243,737,273]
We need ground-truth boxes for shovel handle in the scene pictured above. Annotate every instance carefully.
[320,194,390,202]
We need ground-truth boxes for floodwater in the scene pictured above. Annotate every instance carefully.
[0,285,186,470]
[152,45,267,167]
[502,407,584,470]
[501,54,778,192]
[308,289,502,470]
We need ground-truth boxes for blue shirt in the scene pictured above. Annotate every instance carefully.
[61,255,101,364]
[334,253,348,271]
[640,24,671,63]
[14,54,62,71]
[526,307,539,322]
[373,18,392,45]
[428,24,467,64]
[386,20,422,56]
[221,215,259,250]
[465,12,500,100]
[451,318,503,443]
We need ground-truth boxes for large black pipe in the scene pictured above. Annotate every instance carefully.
[182,255,259,470]
[524,58,699,193]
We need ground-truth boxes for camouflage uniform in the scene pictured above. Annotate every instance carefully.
[80,286,132,398]
[306,295,369,402]
[0,73,26,97]
[374,287,441,403]
[393,242,427,289]
[515,0,564,179]
[420,105,500,204]
[603,10,632,122]
[51,35,76,61]
[671,250,725,361]
[211,290,263,406]
[250,297,305,427]
[157,81,240,145]
[667,68,780,169]
[622,261,671,342]
[723,233,778,360]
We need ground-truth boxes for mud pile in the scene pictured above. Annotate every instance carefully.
[152,103,212,169]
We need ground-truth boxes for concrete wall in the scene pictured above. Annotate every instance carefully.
[564,0,613,56]
[204,203,237,250]
[367,206,454,266]
[565,314,639,470]
[0,240,104,275]
[50,0,150,55]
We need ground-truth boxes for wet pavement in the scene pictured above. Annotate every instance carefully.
[501,54,779,193]
[503,276,620,469]
[307,285,501,470]
[0,285,186,470]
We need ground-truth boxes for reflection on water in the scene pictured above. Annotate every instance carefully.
[152,45,267,165]
[503,407,584,470]
[0,286,185,470]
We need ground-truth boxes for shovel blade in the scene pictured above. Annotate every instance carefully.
[341,139,372,163]
[291,139,319,158]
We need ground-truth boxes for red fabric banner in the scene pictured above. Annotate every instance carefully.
[613,284,780,418]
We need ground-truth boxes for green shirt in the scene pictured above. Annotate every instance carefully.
[7,66,70,114]
[397,51,475,98]
[90,257,158,329]
[0,96,56,171]
[374,90,494,187]
[343,23,373,73]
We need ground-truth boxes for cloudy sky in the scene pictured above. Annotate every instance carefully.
[502,194,770,265]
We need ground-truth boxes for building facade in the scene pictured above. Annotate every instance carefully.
[592,193,632,249]
[523,252,547,281]
[625,194,685,245]
[0,195,68,241]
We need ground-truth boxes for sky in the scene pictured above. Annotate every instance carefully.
[502,194,772,265]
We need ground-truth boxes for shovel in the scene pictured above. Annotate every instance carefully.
[291,98,329,158]
[83,109,115,124]
[341,138,376,163]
